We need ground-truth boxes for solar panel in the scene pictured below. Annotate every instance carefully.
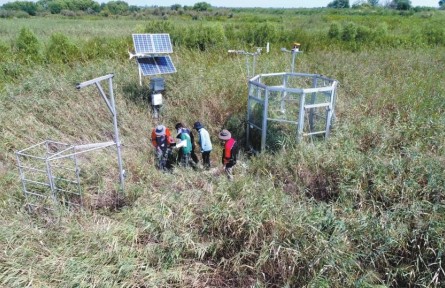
[137,56,176,76]
[132,33,173,54]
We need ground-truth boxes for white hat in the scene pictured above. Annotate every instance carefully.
[155,125,166,136]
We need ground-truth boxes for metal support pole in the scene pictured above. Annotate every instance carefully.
[261,88,269,151]
[309,76,319,133]
[245,54,251,78]
[281,48,302,74]
[280,74,288,113]
[252,54,257,77]
[325,81,338,139]
[76,74,125,194]
[45,158,57,204]
[291,51,296,73]
[297,93,306,142]
[72,147,83,206]
[108,76,125,193]
[246,84,252,149]
[15,153,30,207]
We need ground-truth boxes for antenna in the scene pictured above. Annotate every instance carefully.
[228,42,269,78]
[281,42,302,73]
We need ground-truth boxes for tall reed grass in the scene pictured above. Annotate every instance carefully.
[0,12,444,287]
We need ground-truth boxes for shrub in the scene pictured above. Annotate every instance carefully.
[16,27,43,64]
[341,21,358,41]
[60,9,76,17]
[144,20,175,34]
[328,22,341,39]
[184,23,226,50]
[82,37,127,60]
[0,42,12,63]
[244,22,278,47]
[355,25,373,42]
[45,33,81,64]
[422,25,445,46]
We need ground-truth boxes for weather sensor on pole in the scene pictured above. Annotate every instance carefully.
[228,42,269,79]
[130,33,177,118]
[281,42,302,73]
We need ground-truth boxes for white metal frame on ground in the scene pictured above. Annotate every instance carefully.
[16,140,116,210]
[15,74,125,210]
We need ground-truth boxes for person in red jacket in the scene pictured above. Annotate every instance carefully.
[218,129,238,180]
[151,124,174,170]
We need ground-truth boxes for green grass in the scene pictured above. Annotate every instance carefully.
[1,9,445,287]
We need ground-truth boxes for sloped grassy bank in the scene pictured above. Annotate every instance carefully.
[1,42,444,287]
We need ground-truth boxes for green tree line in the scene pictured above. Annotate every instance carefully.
[0,0,441,17]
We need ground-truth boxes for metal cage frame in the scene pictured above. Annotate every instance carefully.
[247,72,338,152]
[15,140,116,211]
[15,74,125,211]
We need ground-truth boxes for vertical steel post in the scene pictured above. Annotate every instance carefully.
[261,88,269,151]
[108,77,125,193]
[252,53,257,77]
[45,158,57,204]
[280,74,288,113]
[309,76,319,133]
[72,147,83,206]
[246,83,252,148]
[245,54,250,78]
[297,93,306,142]
[325,81,338,139]
[45,141,57,203]
[15,153,30,207]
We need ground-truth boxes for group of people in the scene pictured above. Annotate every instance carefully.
[151,121,238,180]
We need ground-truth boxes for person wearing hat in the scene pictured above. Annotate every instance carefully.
[174,123,194,168]
[218,129,238,180]
[174,122,199,165]
[193,121,212,169]
[151,124,174,170]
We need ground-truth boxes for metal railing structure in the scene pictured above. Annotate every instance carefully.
[15,74,125,211]
[247,72,338,152]
[16,140,117,211]
[16,140,81,210]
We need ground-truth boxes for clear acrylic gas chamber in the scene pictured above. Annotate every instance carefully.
[246,72,338,152]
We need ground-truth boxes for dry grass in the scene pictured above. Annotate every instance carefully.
[1,14,445,287]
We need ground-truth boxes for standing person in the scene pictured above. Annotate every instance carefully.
[193,121,212,169]
[174,125,193,168]
[218,129,238,180]
[151,124,174,171]
[175,122,199,165]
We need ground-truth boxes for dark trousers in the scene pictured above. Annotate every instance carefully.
[178,150,198,165]
[180,153,191,168]
[191,151,199,164]
[202,151,211,169]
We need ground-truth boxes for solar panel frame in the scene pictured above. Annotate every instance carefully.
[132,33,173,54]
[137,56,176,76]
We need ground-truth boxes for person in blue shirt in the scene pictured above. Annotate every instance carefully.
[193,121,213,169]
